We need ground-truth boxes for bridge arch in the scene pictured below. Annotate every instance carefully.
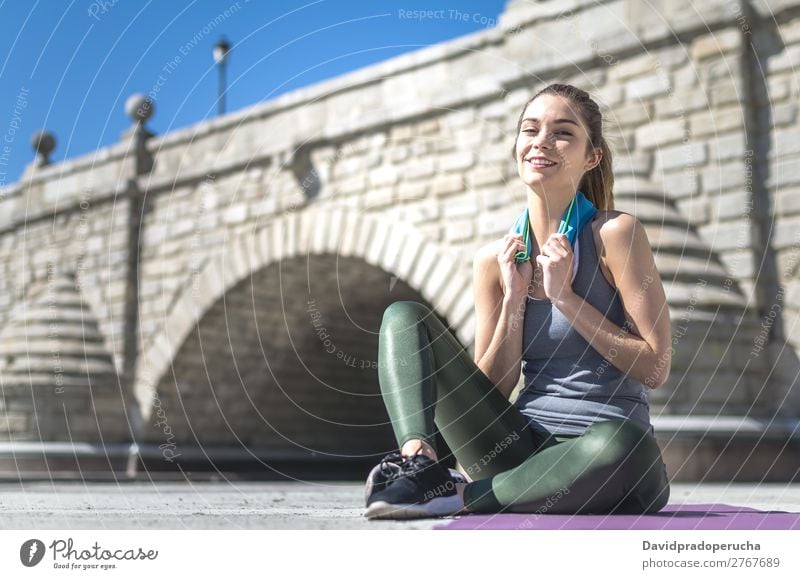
[133,208,475,458]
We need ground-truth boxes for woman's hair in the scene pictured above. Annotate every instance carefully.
[510,83,614,211]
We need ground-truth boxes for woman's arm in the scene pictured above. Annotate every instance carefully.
[547,212,672,388]
[472,238,531,399]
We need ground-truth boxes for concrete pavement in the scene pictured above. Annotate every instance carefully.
[1,480,800,529]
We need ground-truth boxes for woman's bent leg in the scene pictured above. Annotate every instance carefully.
[463,419,670,514]
[377,301,670,515]
[377,300,552,478]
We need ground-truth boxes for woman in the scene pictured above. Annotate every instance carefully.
[364,83,672,520]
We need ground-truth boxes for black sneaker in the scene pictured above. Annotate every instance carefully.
[363,451,405,502]
[363,453,466,520]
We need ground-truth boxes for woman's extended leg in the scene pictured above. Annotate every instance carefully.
[463,419,670,514]
[377,300,552,477]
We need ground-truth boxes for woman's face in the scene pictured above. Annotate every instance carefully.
[514,94,600,194]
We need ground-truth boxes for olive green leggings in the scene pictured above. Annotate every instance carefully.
[377,301,670,514]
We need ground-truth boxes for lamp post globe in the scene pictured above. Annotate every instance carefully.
[213,37,230,65]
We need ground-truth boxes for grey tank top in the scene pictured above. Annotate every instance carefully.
[514,215,653,437]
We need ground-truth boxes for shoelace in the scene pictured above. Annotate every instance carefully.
[377,451,405,480]
[384,453,432,482]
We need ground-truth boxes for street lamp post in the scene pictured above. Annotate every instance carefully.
[213,37,231,117]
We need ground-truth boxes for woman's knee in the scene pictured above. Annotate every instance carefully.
[581,421,669,512]
[381,300,429,329]
[625,463,671,514]
[649,475,670,512]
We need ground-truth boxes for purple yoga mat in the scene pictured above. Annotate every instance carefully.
[435,504,800,530]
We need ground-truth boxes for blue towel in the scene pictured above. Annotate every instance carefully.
[512,191,597,263]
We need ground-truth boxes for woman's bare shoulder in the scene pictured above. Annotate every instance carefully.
[592,208,634,227]
[475,238,504,261]
[590,210,645,288]
[590,209,643,247]
[473,238,504,287]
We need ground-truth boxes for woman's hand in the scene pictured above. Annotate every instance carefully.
[535,233,575,302]
[497,233,533,300]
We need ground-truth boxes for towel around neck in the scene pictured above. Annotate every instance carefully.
[511,191,597,263]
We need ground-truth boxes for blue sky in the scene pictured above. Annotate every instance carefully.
[0,0,506,186]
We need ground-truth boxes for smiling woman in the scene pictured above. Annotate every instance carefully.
[363,83,671,520]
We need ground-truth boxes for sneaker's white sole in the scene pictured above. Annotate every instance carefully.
[364,495,464,520]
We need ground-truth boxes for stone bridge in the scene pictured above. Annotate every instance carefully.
[1,0,799,480]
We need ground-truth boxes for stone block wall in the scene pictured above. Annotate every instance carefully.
[0,158,133,441]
